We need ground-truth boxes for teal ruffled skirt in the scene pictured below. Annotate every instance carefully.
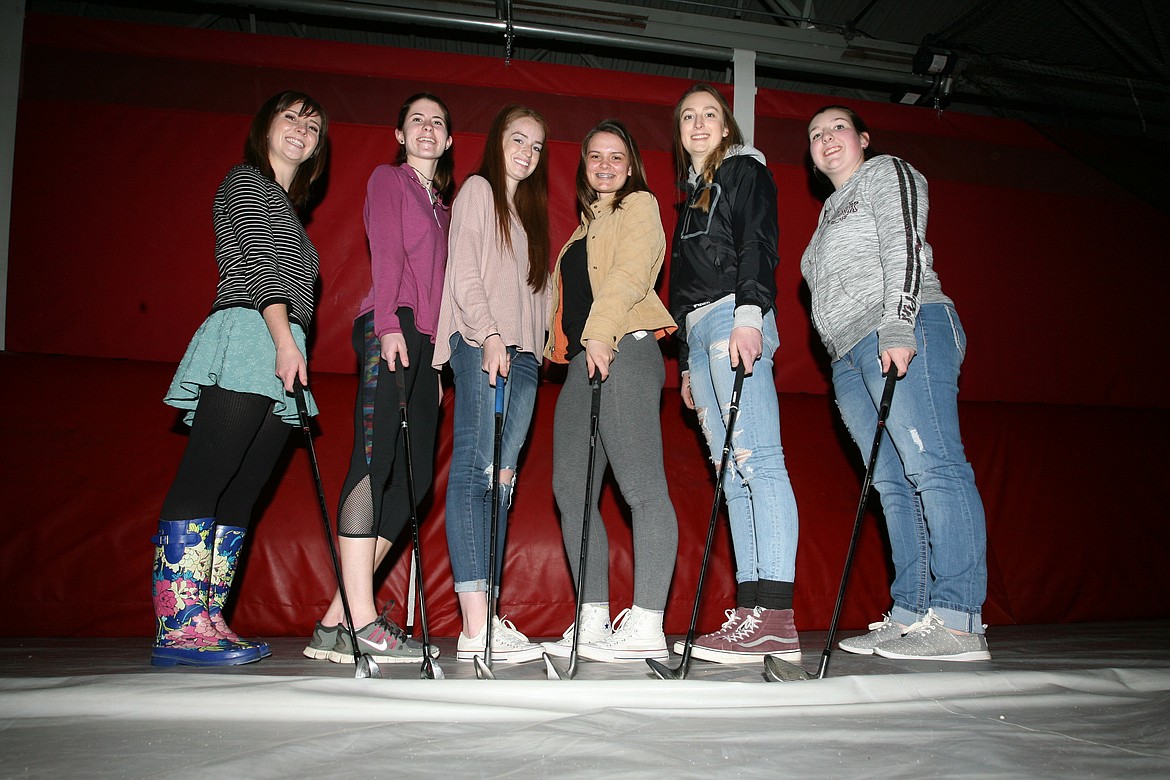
[164,307,317,426]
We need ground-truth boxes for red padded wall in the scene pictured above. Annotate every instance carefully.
[4,14,1169,639]
[12,14,1168,405]
[4,353,1168,638]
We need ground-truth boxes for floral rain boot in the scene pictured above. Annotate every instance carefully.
[151,518,261,667]
[209,524,272,658]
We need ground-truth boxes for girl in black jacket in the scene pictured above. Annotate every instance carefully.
[668,83,802,665]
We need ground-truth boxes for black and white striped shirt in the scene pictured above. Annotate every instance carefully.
[211,164,319,328]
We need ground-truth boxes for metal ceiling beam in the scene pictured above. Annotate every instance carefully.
[189,0,936,88]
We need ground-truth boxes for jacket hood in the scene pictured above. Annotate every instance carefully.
[687,143,768,186]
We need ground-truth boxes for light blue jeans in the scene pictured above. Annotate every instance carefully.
[831,303,987,633]
[686,300,799,583]
[444,334,539,592]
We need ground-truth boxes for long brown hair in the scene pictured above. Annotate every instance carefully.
[575,119,652,223]
[395,92,456,205]
[244,91,329,207]
[476,104,550,292]
[672,84,743,213]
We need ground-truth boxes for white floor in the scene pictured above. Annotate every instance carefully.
[3,622,1169,778]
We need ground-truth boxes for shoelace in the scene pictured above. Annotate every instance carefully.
[376,621,409,644]
[867,613,895,631]
[710,608,742,638]
[494,617,533,647]
[609,608,632,632]
[560,609,612,641]
[364,625,393,647]
[376,602,410,641]
[494,633,529,650]
[592,609,636,647]
[465,619,528,650]
[724,608,763,642]
[901,610,944,636]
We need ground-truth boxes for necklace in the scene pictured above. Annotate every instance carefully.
[408,164,435,187]
[407,164,438,204]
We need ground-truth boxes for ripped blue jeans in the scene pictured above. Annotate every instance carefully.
[444,334,539,592]
[686,299,799,583]
[831,303,987,633]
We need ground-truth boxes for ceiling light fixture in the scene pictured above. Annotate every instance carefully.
[912,45,958,76]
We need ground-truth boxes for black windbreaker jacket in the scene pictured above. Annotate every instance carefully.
[669,152,780,371]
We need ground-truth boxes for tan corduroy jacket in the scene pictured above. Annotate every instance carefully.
[545,191,676,363]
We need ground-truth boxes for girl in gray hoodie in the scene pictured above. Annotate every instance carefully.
[801,105,990,662]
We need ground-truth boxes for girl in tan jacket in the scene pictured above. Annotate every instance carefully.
[542,120,680,662]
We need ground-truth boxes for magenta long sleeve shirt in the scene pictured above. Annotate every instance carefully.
[357,164,451,341]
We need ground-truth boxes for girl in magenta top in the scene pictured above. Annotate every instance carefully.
[303,93,455,666]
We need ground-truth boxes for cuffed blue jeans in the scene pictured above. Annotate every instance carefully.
[831,303,987,634]
[686,300,799,584]
[444,334,539,592]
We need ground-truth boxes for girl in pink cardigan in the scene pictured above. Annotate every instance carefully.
[434,105,552,663]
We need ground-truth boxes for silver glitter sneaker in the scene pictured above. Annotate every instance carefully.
[872,610,991,662]
[838,614,907,655]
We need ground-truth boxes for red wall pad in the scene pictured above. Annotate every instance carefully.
[12,14,1170,405]
[5,15,1170,638]
[2,354,1167,638]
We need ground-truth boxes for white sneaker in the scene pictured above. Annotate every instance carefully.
[541,603,612,658]
[456,616,544,663]
[577,606,668,662]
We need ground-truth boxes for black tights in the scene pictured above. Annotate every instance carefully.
[161,384,291,528]
[337,309,438,540]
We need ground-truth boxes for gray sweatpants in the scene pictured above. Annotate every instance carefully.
[551,332,679,610]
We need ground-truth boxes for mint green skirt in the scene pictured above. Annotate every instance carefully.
[164,307,317,426]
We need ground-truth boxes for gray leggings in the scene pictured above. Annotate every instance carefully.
[551,333,679,610]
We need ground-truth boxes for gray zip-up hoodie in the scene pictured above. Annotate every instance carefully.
[800,155,952,361]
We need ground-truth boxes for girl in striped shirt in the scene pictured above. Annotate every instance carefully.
[150,91,329,667]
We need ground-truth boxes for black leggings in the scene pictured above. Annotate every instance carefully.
[160,384,291,528]
[337,309,439,540]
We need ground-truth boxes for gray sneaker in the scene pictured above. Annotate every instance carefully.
[329,618,431,664]
[302,621,342,660]
[838,614,907,655]
[872,610,991,662]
